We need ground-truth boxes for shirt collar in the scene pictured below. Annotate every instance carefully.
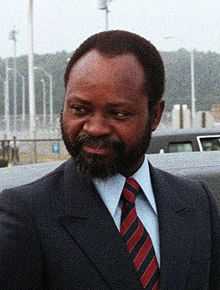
[93,155,157,217]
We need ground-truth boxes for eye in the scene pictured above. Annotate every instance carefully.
[70,105,89,116]
[110,110,132,120]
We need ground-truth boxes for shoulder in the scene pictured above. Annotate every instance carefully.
[150,163,206,190]
[149,163,218,210]
[0,161,68,216]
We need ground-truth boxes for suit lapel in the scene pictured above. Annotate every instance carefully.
[150,165,195,290]
[58,159,142,290]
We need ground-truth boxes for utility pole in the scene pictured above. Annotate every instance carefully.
[9,27,18,133]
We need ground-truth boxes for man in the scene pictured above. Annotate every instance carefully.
[0,30,220,290]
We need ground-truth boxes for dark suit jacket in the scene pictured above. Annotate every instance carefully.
[0,158,220,290]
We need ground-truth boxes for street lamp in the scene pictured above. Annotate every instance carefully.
[98,0,112,30]
[9,27,18,133]
[7,68,26,128]
[4,59,10,136]
[0,73,5,93]
[190,49,196,127]
[0,61,10,137]
[28,0,36,139]
[40,78,47,127]
[17,72,26,122]
[164,36,196,127]
[34,66,53,127]
[0,73,6,130]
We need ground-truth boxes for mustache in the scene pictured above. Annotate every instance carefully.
[75,133,122,149]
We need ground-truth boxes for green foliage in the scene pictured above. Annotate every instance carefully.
[161,49,220,111]
[0,49,220,116]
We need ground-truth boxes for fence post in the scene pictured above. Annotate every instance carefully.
[33,139,37,163]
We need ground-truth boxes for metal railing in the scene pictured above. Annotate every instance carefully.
[0,137,69,167]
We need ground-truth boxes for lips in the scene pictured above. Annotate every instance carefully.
[83,145,110,155]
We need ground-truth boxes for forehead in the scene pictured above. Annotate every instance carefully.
[66,49,145,94]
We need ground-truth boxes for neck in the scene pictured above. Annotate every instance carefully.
[120,155,145,177]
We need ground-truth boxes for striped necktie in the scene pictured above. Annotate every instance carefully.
[120,177,160,290]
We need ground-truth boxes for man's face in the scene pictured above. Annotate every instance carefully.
[61,50,163,178]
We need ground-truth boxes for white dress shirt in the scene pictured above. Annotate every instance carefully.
[93,155,160,265]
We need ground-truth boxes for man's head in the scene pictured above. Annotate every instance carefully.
[61,30,165,178]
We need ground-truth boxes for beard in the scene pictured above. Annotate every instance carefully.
[60,116,152,179]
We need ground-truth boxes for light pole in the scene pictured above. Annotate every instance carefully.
[9,27,18,133]
[7,68,26,129]
[0,73,4,97]
[17,72,26,122]
[190,49,196,127]
[28,0,36,139]
[40,78,47,127]
[164,36,196,127]
[0,73,6,131]
[34,66,53,127]
[4,59,10,136]
[98,0,112,30]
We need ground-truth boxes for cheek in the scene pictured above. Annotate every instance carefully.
[115,121,148,146]
[62,115,84,138]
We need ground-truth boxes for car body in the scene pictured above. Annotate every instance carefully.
[147,127,220,154]
[0,152,220,200]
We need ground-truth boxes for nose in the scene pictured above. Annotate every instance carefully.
[83,114,112,137]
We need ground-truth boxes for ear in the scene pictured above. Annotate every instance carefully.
[151,100,165,131]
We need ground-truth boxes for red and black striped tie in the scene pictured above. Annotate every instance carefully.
[120,177,160,290]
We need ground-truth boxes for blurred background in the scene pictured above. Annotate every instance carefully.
[0,0,220,165]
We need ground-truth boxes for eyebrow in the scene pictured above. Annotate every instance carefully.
[66,96,91,105]
[66,95,139,108]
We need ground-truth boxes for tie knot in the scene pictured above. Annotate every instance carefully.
[122,177,140,204]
